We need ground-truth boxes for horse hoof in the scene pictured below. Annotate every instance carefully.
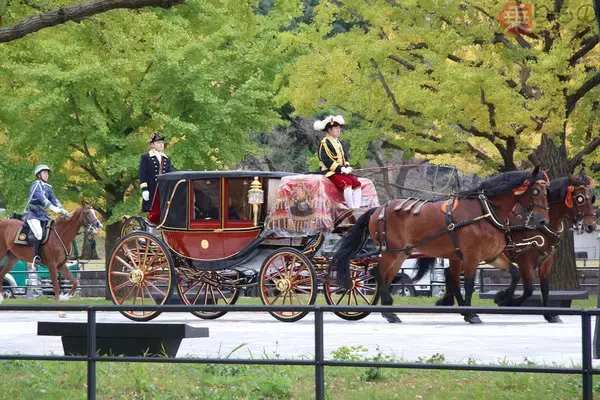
[0,295,3,305]
[58,312,67,319]
[436,297,454,306]
[383,313,402,323]
[544,315,562,323]
[59,293,71,302]
[494,291,508,305]
[465,315,482,324]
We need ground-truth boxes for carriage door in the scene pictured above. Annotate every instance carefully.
[190,178,222,230]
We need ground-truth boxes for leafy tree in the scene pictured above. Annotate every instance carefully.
[0,0,303,257]
[279,0,600,289]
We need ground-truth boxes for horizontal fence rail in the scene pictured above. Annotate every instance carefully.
[0,304,599,399]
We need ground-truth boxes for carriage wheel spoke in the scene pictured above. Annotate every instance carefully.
[143,284,158,304]
[132,285,142,305]
[216,287,232,304]
[335,290,347,305]
[290,290,304,305]
[112,279,134,292]
[183,280,202,297]
[146,280,166,297]
[116,284,136,305]
[123,246,139,269]
[356,288,372,304]
[115,256,134,271]
[294,287,311,295]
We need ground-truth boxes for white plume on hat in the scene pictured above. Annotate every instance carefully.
[313,115,345,131]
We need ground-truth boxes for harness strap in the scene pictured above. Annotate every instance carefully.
[52,227,71,268]
[445,197,463,260]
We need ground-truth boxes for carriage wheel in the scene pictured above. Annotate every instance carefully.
[323,267,379,321]
[120,216,147,237]
[177,270,241,320]
[107,232,174,322]
[259,248,317,322]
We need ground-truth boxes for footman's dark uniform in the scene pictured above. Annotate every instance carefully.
[139,149,172,212]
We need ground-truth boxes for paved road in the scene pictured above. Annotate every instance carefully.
[1,309,598,366]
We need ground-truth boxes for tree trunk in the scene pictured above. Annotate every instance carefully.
[82,231,99,259]
[529,133,580,290]
[104,221,122,299]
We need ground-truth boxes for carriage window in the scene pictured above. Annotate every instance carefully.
[192,179,220,220]
[227,178,251,221]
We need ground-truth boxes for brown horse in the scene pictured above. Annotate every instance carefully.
[331,168,550,323]
[429,171,596,323]
[0,204,102,312]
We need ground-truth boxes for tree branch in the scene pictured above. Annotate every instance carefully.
[569,36,599,66]
[568,135,600,171]
[566,72,600,116]
[370,58,421,118]
[0,0,186,43]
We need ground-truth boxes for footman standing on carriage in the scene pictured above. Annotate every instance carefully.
[139,133,172,228]
[315,115,362,208]
[24,164,69,266]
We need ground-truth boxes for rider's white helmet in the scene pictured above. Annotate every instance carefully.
[34,164,51,176]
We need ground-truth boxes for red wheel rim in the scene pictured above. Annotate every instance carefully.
[260,251,314,320]
[108,234,172,320]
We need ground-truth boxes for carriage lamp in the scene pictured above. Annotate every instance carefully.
[248,176,264,226]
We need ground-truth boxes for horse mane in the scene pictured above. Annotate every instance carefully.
[55,206,83,224]
[458,170,546,198]
[548,175,590,205]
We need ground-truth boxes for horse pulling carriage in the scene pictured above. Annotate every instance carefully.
[108,170,383,322]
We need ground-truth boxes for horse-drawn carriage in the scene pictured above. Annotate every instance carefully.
[108,170,382,322]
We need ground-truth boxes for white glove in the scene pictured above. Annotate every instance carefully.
[340,167,350,174]
[49,205,61,213]
[345,166,353,174]
[59,208,69,216]
[142,190,150,201]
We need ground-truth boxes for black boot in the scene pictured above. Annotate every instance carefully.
[32,238,42,267]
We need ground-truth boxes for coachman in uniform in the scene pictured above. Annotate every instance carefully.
[315,115,362,208]
[139,133,172,215]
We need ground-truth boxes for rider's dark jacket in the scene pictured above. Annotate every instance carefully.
[23,180,62,221]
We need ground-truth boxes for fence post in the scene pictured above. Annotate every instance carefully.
[582,312,593,400]
[315,308,325,400]
[87,307,97,400]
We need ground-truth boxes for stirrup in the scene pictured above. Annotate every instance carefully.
[32,255,42,267]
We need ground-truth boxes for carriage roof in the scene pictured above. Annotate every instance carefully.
[158,170,294,182]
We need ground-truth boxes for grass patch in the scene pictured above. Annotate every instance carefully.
[0,354,591,399]
[3,293,600,309]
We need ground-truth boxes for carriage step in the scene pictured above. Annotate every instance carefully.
[38,322,209,357]
[479,290,588,308]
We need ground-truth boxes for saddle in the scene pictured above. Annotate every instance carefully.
[13,220,55,246]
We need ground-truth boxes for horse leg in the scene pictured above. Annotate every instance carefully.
[0,253,19,303]
[494,264,520,306]
[462,262,482,324]
[505,264,535,307]
[58,263,78,298]
[436,261,457,306]
[538,257,561,323]
[47,263,67,318]
[378,253,407,323]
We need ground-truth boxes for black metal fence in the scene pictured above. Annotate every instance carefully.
[0,304,599,400]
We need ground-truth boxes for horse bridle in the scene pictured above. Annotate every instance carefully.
[569,186,597,234]
[505,179,550,230]
[81,206,103,233]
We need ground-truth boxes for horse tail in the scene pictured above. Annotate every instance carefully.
[331,207,377,288]
[411,257,436,283]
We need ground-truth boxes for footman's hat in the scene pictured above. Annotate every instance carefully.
[148,133,165,144]
[313,115,345,132]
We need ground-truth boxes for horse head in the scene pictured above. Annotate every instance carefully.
[80,201,103,233]
[509,166,550,229]
[565,169,596,234]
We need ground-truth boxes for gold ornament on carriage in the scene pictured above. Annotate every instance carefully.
[248,176,264,227]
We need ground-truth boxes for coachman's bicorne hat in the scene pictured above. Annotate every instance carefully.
[148,133,165,144]
[313,115,345,132]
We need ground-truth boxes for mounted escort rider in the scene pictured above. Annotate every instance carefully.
[139,133,172,230]
[24,164,69,266]
[315,115,362,208]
